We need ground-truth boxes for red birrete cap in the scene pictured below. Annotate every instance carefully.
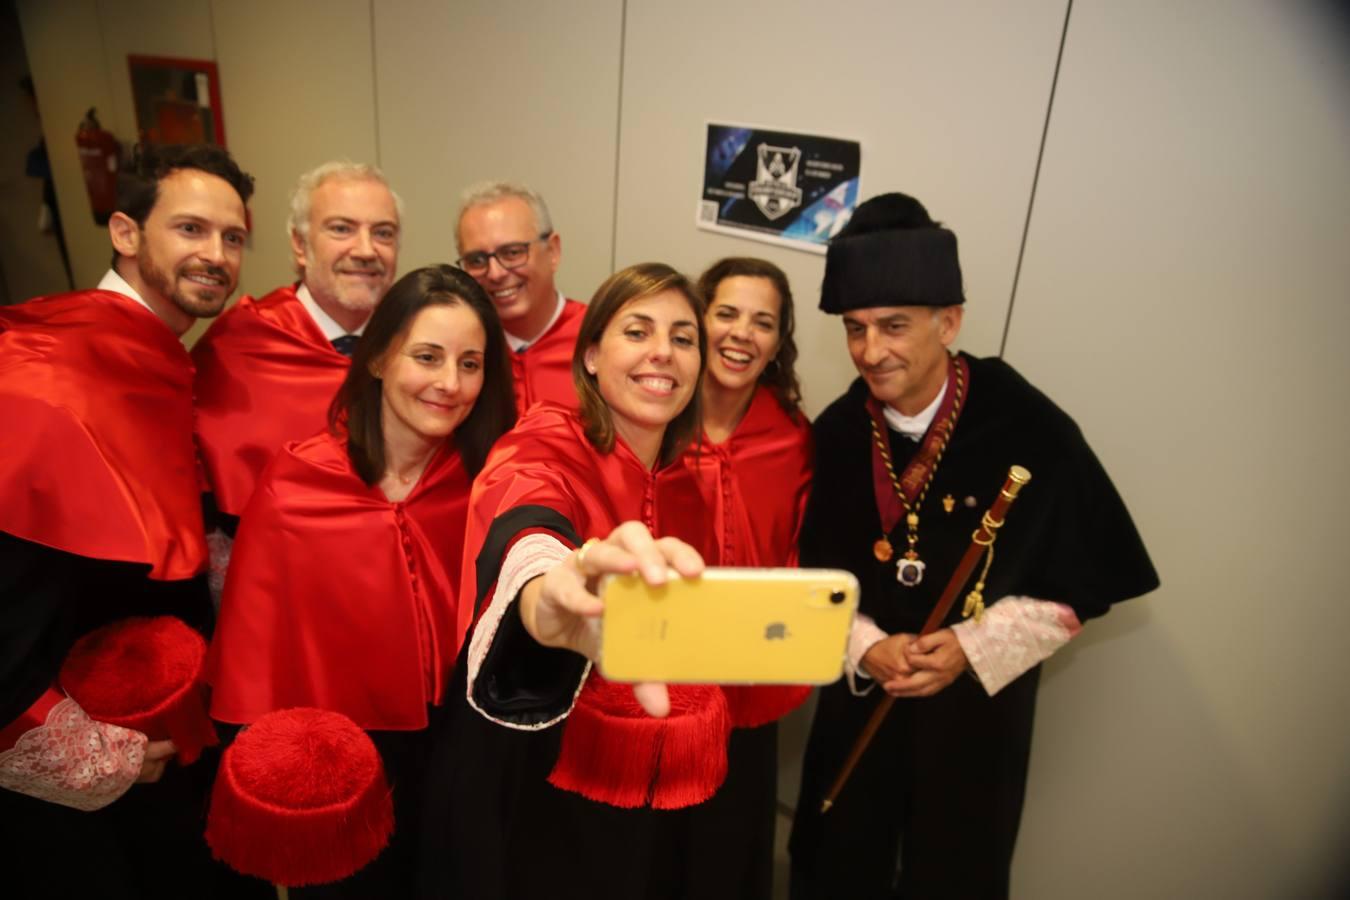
[59,615,217,764]
[206,708,393,887]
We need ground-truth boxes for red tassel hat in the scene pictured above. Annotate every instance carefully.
[548,675,731,809]
[206,707,393,887]
[59,615,218,764]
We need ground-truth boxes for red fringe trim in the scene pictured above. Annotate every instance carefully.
[205,709,393,887]
[60,616,219,764]
[547,676,730,810]
[722,685,813,729]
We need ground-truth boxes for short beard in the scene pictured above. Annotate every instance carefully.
[303,237,388,315]
[332,281,383,314]
[138,246,231,320]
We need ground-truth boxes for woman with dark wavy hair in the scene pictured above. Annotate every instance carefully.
[683,256,814,900]
[422,262,767,899]
[691,257,810,561]
[208,264,514,896]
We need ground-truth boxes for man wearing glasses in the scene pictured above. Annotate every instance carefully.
[456,181,585,413]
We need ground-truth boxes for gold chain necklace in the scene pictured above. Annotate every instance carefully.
[870,358,965,587]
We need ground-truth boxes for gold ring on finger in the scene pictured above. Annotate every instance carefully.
[574,538,600,574]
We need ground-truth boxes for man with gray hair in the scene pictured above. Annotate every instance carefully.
[193,160,401,538]
[456,181,585,412]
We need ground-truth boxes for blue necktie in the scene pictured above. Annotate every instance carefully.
[331,334,359,357]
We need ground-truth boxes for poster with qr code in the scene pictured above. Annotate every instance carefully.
[697,123,861,254]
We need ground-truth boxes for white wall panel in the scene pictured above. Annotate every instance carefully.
[373,0,624,303]
[211,0,379,335]
[1006,2,1350,897]
[615,0,1068,415]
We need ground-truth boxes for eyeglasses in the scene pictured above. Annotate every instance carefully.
[456,233,552,276]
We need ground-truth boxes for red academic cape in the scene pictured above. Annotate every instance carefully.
[511,298,585,415]
[0,291,206,581]
[465,404,729,807]
[687,385,815,726]
[192,285,350,516]
[208,430,470,731]
[688,385,813,568]
[465,403,717,609]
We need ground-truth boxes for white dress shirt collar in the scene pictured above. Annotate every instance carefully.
[296,283,365,340]
[505,290,566,352]
[882,377,949,442]
[97,269,153,313]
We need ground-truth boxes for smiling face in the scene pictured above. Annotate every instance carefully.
[703,275,783,396]
[583,289,701,458]
[292,176,400,329]
[113,167,248,334]
[843,304,963,415]
[378,302,487,448]
[456,196,560,340]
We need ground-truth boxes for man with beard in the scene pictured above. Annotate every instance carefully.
[0,143,259,897]
[456,181,584,413]
[787,192,1158,900]
[192,161,401,549]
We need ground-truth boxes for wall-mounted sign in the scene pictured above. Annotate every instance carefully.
[698,123,860,255]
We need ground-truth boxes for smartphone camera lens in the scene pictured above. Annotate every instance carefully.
[828,590,846,605]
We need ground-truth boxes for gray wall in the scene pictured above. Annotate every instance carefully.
[16,1,1350,896]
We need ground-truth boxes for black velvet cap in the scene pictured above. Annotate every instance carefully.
[819,192,965,313]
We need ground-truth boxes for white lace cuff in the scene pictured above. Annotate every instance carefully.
[0,698,147,811]
[952,596,1082,696]
[844,614,889,697]
[465,533,592,730]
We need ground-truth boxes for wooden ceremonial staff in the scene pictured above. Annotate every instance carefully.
[820,465,1032,813]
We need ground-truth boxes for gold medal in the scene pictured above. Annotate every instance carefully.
[873,538,894,562]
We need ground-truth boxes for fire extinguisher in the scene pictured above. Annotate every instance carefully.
[76,108,120,225]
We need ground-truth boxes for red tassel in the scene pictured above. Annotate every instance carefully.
[547,675,730,810]
[722,685,812,729]
[59,616,219,763]
[650,685,730,810]
[205,708,393,887]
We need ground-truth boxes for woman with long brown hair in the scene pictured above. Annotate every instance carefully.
[208,264,515,895]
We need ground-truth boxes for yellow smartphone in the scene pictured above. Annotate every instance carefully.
[597,567,859,684]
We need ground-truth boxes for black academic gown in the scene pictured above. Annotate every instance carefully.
[418,407,744,900]
[788,354,1158,900]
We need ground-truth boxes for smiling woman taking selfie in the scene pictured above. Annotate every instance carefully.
[422,262,761,900]
[207,264,515,896]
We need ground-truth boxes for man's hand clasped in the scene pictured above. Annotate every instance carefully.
[863,628,968,697]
